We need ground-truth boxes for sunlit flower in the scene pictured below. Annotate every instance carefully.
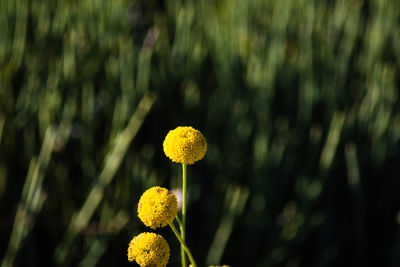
[138,186,178,229]
[127,232,170,267]
[163,126,207,165]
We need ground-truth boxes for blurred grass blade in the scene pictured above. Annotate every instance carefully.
[54,92,157,263]
[319,111,345,171]
[0,115,4,144]
[345,142,366,267]
[78,210,130,267]
[10,0,28,68]
[1,127,57,267]
[206,184,249,266]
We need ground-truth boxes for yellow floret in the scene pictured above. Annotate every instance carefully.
[163,126,207,165]
[138,186,178,229]
[127,232,170,267]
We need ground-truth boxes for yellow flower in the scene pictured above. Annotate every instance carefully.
[163,126,207,165]
[127,232,170,267]
[138,186,178,229]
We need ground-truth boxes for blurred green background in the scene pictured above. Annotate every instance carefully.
[1,0,400,266]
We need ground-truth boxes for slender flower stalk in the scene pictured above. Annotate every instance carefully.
[175,215,183,228]
[181,163,187,267]
[169,222,197,267]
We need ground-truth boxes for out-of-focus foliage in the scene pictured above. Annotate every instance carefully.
[1,0,400,266]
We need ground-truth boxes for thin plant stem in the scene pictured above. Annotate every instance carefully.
[169,222,197,267]
[181,163,187,267]
[175,215,183,229]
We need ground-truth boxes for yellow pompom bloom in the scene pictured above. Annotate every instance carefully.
[138,186,178,229]
[163,126,207,165]
[127,232,170,267]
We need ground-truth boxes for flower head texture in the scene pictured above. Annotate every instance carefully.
[138,186,178,229]
[127,232,170,267]
[163,126,207,165]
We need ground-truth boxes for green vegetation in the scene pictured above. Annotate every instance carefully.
[1,0,400,266]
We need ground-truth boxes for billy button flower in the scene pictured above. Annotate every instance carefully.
[162,126,206,267]
[128,232,170,267]
[163,126,207,165]
[138,186,178,229]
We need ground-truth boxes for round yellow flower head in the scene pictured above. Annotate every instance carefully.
[163,126,207,165]
[138,186,178,229]
[127,232,170,267]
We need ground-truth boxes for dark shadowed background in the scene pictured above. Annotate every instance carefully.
[1,0,400,266]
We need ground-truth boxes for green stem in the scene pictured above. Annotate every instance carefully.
[175,215,183,229]
[181,163,187,267]
[169,222,197,267]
